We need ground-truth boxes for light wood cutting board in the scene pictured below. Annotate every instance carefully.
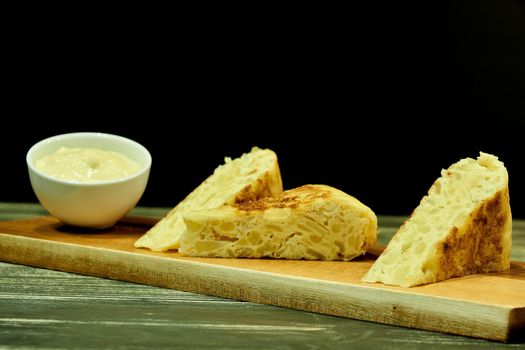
[0,216,523,342]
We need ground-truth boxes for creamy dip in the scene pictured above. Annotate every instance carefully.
[36,147,141,182]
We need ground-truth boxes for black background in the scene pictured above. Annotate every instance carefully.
[3,1,525,218]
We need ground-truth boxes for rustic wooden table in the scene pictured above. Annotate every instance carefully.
[0,203,524,349]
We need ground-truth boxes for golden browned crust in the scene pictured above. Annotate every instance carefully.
[436,188,512,281]
[234,164,283,203]
[234,185,331,211]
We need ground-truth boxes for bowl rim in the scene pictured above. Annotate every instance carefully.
[26,132,152,186]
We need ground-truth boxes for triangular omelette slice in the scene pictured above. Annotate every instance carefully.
[134,147,282,251]
[179,185,377,260]
[362,152,512,287]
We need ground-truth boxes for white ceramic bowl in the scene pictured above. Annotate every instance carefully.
[27,132,152,229]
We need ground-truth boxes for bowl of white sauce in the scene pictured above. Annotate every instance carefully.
[27,132,152,228]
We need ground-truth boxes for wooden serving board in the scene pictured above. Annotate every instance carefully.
[0,216,523,342]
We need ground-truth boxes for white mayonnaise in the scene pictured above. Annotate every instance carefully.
[36,147,141,182]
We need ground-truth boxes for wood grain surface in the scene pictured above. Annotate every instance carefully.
[0,215,524,342]
[1,203,525,349]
